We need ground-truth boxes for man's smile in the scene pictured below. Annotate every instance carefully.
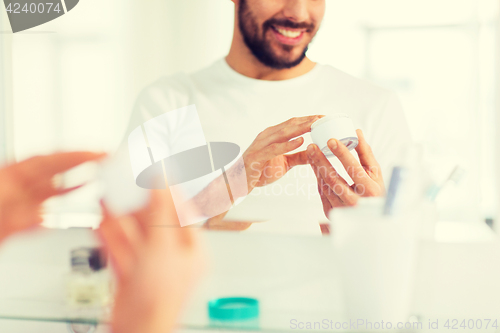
[270,25,307,45]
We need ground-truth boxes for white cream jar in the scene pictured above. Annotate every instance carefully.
[310,114,358,157]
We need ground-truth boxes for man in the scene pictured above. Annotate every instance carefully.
[0,152,104,242]
[0,152,203,333]
[125,0,412,234]
[99,188,204,333]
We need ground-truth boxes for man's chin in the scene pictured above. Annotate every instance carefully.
[269,46,308,66]
[269,55,306,68]
[246,38,308,69]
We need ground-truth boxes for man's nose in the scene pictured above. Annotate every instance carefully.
[282,0,309,23]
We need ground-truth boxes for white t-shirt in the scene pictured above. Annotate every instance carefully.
[124,59,412,235]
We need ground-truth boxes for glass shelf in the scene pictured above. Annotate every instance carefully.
[0,299,109,325]
[0,298,358,332]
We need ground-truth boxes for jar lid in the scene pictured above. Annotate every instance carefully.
[208,297,259,321]
[310,113,350,130]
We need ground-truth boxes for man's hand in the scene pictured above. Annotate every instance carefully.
[98,188,204,333]
[243,115,322,192]
[307,129,385,218]
[0,152,105,242]
[205,115,322,230]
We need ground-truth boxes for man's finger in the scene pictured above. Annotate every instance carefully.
[30,182,84,202]
[9,152,106,197]
[320,223,331,235]
[264,115,323,138]
[263,120,319,146]
[307,144,358,206]
[285,150,309,169]
[310,162,344,210]
[355,130,381,176]
[98,202,138,282]
[307,144,346,188]
[251,119,317,151]
[320,193,333,215]
[326,138,373,187]
[317,180,342,209]
[97,224,133,283]
[16,152,106,180]
[54,184,85,196]
[257,137,304,162]
[129,192,157,238]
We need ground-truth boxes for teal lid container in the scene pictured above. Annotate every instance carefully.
[208,297,259,321]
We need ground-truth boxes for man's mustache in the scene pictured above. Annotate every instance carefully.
[263,19,315,32]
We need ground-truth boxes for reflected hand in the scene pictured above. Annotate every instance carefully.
[307,129,385,218]
[98,188,205,333]
[0,152,105,242]
[243,116,322,192]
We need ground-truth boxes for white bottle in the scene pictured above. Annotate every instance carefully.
[67,248,112,308]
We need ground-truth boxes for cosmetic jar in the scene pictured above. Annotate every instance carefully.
[310,114,358,157]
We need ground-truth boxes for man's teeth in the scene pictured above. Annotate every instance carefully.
[275,27,302,38]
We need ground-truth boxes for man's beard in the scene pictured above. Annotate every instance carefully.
[238,0,315,69]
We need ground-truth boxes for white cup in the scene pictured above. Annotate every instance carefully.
[330,198,420,323]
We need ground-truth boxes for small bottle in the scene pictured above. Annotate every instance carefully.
[67,247,112,308]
